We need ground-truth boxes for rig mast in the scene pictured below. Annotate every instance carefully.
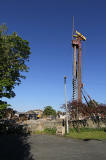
[72,30,86,102]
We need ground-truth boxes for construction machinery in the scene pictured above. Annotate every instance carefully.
[72,20,86,103]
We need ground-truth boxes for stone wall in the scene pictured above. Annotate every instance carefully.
[24,119,63,133]
[23,118,106,133]
[69,118,106,128]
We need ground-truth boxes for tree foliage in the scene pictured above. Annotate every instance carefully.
[43,106,56,116]
[0,24,31,111]
[65,101,106,119]
[0,101,12,118]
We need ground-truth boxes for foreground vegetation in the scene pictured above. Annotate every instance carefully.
[33,127,106,140]
[32,128,57,135]
[66,128,106,140]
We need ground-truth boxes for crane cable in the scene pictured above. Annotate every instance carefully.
[81,89,89,106]
[72,16,74,80]
[72,16,76,101]
[81,37,86,85]
[82,88,98,107]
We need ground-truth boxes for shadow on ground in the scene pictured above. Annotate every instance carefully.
[0,120,34,160]
[83,138,102,141]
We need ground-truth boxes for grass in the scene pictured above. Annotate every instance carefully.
[32,128,56,135]
[31,127,106,140]
[66,128,106,140]
[44,128,56,135]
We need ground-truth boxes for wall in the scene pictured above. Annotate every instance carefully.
[69,119,106,128]
[24,118,106,133]
[24,119,62,133]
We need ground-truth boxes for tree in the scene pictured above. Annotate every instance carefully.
[0,100,11,118]
[0,24,31,112]
[43,106,56,116]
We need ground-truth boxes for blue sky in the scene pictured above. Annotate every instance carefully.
[0,0,106,111]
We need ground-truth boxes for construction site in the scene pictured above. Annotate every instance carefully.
[0,18,106,135]
[66,18,106,122]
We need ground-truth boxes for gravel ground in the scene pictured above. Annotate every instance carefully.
[0,134,106,160]
[29,135,106,160]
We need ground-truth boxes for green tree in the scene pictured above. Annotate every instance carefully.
[0,100,10,118]
[0,24,31,113]
[43,106,56,116]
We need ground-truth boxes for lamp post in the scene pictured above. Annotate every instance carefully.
[64,76,69,134]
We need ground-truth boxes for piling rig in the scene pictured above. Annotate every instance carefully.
[72,30,86,103]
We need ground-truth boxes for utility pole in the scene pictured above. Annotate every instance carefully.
[64,76,69,134]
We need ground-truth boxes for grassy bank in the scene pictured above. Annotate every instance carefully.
[32,128,56,135]
[32,127,106,140]
[66,128,106,140]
